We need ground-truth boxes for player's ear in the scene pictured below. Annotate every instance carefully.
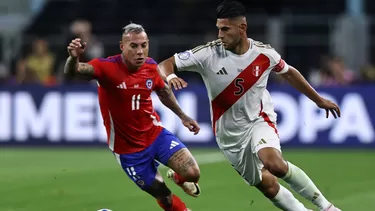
[239,23,247,34]
[119,41,124,51]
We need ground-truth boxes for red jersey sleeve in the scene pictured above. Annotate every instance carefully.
[87,58,103,79]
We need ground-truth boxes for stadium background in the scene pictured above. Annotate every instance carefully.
[1,0,375,210]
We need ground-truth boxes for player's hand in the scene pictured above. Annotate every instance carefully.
[67,38,86,58]
[316,98,341,118]
[169,77,188,90]
[181,115,200,135]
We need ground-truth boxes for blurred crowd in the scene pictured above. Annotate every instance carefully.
[0,19,375,87]
[271,54,375,86]
[0,20,104,86]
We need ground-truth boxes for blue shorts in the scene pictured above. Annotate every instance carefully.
[115,128,186,190]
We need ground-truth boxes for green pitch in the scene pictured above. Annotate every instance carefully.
[1,148,374,211]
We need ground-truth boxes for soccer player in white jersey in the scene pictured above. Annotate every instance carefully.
[159,1,342,211]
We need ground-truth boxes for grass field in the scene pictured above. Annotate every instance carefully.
[1,148,375,211]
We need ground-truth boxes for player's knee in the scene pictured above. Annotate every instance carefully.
[263,159,288,178]
[256,170,280,199]
[184,165,200,183]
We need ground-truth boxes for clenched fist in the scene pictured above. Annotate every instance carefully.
[67,38,86,58]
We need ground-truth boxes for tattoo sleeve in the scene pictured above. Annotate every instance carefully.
[64,56,95,80]
[155,83,186,119]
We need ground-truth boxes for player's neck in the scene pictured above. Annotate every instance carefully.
[231,38,250,55]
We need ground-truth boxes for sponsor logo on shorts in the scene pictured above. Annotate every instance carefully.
[170,140,179,149]
[137,180,145,187]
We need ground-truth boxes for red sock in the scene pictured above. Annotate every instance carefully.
[157,194,187,211]
[174,173,187,185]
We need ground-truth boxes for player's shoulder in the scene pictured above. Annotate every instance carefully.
[138,57,159,78]
[191,39,224,55]
[90,55,123,76]
[96,54,122,64]
[251,39,280,62]
[145,57,158,65]
[142,57,158,71]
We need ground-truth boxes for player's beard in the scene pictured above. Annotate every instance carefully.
[225,41,236,52]
[227,38,242,52]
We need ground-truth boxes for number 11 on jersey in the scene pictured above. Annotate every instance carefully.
[132,94,140,110]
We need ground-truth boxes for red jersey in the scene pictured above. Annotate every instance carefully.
[88,55,164,154]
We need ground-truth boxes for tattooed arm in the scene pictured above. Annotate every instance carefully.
[64,56,95,80]
[155,83,186,118]
[64,38,97,80]
[155,83,200,135]
[155,66,200,134]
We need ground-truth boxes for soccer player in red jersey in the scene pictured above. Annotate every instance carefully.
[64,23,201,211]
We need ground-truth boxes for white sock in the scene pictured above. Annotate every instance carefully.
[282,162,331,210]
[271,184,309,211]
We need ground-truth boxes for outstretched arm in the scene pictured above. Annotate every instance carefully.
[159,56,188,90]
[280,66,341,118]
[155,82,185,118]
[158,57,176,80]
[64,38,96,80]
[281,66,322,103]
[155,66,200,134]
[155,83,200,135]
[64,57,95,80]
[159,46,211,90]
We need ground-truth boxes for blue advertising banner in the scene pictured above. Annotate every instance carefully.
[0,84,374,148]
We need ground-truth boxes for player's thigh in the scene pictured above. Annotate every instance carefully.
[115,152,161,191]
[251,121,281,155]
[154,128,199,178]
[221,142,262,186]
[154,128,188,165]
[250,121,282,175]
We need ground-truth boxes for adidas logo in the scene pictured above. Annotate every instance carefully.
[216,67,228,75]
[312,192,320,201]
[170,140,179,149]
[116,82,127,89]
[255,139,267,147]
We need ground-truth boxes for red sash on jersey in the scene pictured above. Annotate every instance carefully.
[211,54,271,135]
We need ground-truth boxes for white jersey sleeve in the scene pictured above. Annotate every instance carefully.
[174,40,220,73]
[260,44,289,75]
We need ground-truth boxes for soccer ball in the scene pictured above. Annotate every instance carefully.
[97,209,112,211]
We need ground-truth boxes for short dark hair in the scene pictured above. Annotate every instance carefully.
[216,0,246,19]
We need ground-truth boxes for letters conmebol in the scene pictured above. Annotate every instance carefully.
[0,85,374,147]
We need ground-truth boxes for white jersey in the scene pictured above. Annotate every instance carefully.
[174,38,289,149]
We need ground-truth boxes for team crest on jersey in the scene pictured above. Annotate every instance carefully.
[178,51,190,60]
[252,65,261,77]
[146,79,153,89]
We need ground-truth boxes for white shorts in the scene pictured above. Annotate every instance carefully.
[221,120,281,186]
